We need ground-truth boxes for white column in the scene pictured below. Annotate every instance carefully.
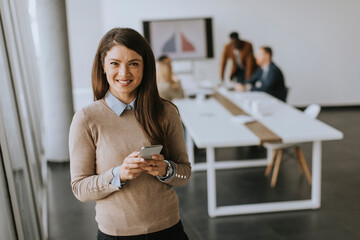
[37,0,74,161]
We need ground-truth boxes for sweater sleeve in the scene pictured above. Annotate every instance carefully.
[69,109,119,202]
[162,104,191,186]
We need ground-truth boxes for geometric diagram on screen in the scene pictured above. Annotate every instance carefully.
[162,33,176,53]
[180,32,195,52]
[162,31,196,54]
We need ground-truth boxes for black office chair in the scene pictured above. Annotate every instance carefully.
[284,87,290,102]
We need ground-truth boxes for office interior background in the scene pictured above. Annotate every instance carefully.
[0,0,359,239]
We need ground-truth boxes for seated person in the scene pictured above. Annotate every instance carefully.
[238,47,287,102]
[156,55,184,101]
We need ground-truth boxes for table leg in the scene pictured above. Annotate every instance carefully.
[312,141,322,208]
[206,147,217,217]
[202,141,323,217]
[266,146,273,164]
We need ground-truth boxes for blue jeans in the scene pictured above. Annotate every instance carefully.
[97,221,189,240]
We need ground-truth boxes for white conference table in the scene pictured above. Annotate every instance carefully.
[173,88,343,217]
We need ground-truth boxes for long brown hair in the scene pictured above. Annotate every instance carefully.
[91,28,169,153]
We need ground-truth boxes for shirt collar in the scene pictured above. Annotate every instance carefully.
[105,91,135,116]
[262,64,270,73]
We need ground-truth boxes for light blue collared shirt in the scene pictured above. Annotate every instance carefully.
[105,91,174,189]
[105,91,135,116]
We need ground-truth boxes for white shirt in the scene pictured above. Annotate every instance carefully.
[233,48,243,67]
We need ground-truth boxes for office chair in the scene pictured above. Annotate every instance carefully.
[264,104,321,188]
[284,87,290,102]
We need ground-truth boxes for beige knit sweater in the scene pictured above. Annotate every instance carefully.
[69,99,191,236]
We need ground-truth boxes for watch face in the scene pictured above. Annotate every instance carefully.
[157,160,174,180]
[165,160,172,178]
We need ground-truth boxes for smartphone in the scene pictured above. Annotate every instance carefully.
[139,145,163,159]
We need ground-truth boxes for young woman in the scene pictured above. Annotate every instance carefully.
[156,55,184,101]
[69,28,191,240]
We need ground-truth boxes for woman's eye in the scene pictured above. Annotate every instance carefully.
[130,62,139,66]
[110,62,118,66]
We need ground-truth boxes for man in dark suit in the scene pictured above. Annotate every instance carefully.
[245,47,287,102]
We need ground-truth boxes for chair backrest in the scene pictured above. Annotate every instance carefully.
[304,104,321,119]
[284,87,290,102]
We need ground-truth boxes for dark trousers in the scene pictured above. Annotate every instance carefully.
[97,221,189,240]
[232,65,245,84]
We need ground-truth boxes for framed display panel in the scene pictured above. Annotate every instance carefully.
[143,18,213,60]
[0,148,17,240]
[0,27,42,240]
[0,0,45,238]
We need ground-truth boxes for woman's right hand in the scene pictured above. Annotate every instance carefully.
[119,151,146,181]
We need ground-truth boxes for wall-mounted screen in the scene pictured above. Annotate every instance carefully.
[143,18,213,60]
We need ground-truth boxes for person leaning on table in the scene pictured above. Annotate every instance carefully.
[69,27,191,240]
[220,31,257,84]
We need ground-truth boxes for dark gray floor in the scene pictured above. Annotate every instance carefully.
[48,107,360,240]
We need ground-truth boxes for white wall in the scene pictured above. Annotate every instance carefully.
[65,0,103,110]
[67,0,360,110]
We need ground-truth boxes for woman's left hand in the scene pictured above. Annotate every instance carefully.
[142,154,167,177]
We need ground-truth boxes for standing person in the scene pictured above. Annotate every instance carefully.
[156,55,184,101]
[220,32,257,84]
[246,46,287,102]
[69,28,191,240]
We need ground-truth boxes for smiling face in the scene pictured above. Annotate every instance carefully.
[102,44,144,104]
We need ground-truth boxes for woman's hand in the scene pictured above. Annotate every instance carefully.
[142,154,167,177]
[119,151,146,181]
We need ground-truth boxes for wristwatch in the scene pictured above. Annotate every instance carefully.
[157,160,173,180]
